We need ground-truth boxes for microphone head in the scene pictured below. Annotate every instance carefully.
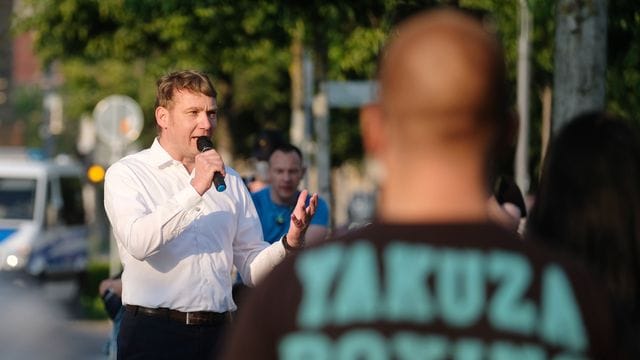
[197,136,214,152]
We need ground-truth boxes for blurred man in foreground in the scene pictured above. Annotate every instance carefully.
[223,8,619,359]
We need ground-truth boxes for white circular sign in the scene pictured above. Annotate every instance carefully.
[93,95,144,146]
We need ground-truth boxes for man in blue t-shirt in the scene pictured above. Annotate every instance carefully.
[251,143,330,244]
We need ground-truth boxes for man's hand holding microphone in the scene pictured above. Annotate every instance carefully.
[192,136,226,195]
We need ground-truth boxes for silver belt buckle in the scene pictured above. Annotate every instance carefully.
[185,312,191,325]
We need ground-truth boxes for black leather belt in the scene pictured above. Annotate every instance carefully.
[125,304,228,326]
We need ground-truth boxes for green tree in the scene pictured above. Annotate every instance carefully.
[13,0,440,162]
[12,0,640,171]
[11,85,43,147]
[607,1,640,123]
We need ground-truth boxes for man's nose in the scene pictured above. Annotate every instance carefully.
[200,113,214,130]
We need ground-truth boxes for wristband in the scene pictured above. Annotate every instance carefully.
[282,235,302,253]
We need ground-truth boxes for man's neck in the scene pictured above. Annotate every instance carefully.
[158,136,195,173]
[377,155,491,223]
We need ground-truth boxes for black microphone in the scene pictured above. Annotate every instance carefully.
[196,136,227,192]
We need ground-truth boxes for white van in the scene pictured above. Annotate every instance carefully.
[0,148,89,279]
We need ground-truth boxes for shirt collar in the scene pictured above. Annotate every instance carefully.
[149,137,177,169]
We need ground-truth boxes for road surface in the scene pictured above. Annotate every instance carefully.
[0,273,111,360]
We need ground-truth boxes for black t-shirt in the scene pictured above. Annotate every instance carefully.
[224,222,620,359]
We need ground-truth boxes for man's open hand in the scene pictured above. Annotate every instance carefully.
[285,190,318,249]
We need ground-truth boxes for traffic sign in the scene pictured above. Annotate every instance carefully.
[324,80,378,108]
[93,95,143,146]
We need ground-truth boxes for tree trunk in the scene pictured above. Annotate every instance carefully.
[289,21,305,149]
[515,0,532,195]
[312,20,332,212]
[540,85,552,169]
[552,0,607,133]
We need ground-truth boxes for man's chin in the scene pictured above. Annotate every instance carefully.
[275,190,296,203]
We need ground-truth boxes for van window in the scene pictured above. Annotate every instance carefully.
[60,176,85,225]
[0,178,37,220]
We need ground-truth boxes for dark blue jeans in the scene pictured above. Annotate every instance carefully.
[117,307,227,360]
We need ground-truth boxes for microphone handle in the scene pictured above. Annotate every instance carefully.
[213,172,226,192]
[196,136,226,192]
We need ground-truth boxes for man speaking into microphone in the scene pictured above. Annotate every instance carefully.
[104,70,318,360]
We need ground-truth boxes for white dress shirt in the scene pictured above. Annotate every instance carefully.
[104,138,287,312]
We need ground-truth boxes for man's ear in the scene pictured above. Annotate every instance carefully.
[359,103,386,157]
[155,106,168,129]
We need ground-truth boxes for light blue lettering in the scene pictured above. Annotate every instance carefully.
[296,244,344,328]
[333,242,381,325]
[437,249,485,327]
[278,330,560,360]
[335,330,388,360]
[383,243,437,322]
[393,332,448,360]
[489,341,545,360]
[552,353,588,360]
[279,332,331,360]
[539,265,588,352]
[488,250,536,335]
[452,338,484,360]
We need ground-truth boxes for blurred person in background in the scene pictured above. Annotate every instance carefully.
[223,8,621,359]
[234,143,330,303]
[488,175,528,233]
[251,143,330,245]
[488,107,528,233]
[245,129,285,193]
[99,274,123,360]
[527,110,640,356]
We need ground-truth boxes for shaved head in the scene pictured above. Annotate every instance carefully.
[360,7,510,222]
[378,8,507,150]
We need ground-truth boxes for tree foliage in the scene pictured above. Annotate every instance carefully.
[12,0,394,161]
[607,1,640,122]
[11,0,640,171]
